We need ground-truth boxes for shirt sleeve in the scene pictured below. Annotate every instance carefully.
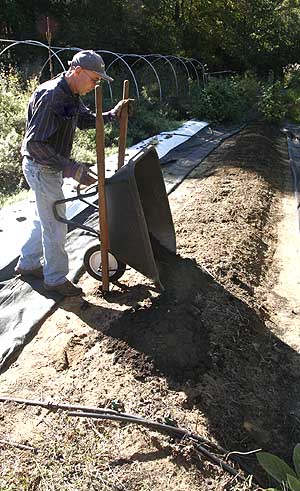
[77,101,96,129]
[25,90,71,169]
[77,100,114,129]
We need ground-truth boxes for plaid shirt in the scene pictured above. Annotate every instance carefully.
[21,73,108,170]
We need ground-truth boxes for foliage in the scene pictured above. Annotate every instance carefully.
[283,64,300,122]
[257,64,300,124]
[0,69,37,195]
[71,129,97,163]
[176,76,259,123]
[3,0,300,76]
[258,81,287,124]
[126,91,181,147]
[257,444,300,490]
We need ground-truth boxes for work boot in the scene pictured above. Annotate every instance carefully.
[15,266,44,279]
[44,279,83,297]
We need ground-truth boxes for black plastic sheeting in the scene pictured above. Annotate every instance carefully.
[0,215,98,370]
[282,123,300,229]
[0,123,244,371]
[161,124,246,193]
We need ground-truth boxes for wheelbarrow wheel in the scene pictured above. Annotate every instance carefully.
[84,245,126,282]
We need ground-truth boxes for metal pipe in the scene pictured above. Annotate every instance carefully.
[0,395,223,450]
[127,54,163,100]
[0,39,66,71]
[100,50,140,100]
[144,54,179,96]
[0,439,37,453]
[68,411,226,453]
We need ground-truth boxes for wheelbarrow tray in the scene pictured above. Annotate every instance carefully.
[105,145,176,285]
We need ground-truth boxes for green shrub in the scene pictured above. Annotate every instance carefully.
[0,129,23,193]
[175,76,259,123]
[284,63,300,92]
[233,74,259,109]
[257,443,300,490]
[258,65,300,123]
[258,81,287,123]
[282,64,300,122]
[72,128,97,163]
[0,69,37,196]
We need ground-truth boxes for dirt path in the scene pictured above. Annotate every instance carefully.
[0,122,299,491]
[263,176,300,345]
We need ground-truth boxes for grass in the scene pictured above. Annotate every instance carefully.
[0,409,255,491]
[0,189,30,209]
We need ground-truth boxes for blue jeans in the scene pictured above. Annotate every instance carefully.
[17,157,69,285]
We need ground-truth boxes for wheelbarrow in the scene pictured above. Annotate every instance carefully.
[53,82,176,291]
[53,144,176,290]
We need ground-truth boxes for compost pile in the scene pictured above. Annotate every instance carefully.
[1,121,299,491]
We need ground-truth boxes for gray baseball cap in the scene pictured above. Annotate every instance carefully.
[68,50,114,82]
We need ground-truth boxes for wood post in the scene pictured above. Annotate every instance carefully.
[95,85,109,293]
[117,80,129,169]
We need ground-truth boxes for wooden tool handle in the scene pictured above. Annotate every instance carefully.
[95,85,110,293]
[117,80,129,169]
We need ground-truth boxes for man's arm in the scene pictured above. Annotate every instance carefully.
[77,100,115,130]
[77,98,133,130]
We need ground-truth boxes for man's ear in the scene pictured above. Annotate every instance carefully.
[74,66,83,76]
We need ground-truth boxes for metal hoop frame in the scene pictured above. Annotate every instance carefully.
[0,39,208,100]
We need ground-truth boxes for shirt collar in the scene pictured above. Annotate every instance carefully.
[60,72,79,100]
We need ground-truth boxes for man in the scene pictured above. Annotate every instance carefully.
[15,50,128,296]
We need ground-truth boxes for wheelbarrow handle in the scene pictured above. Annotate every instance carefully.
[96,84,110,293]
[118,80,130,169]
[53,196,99,238]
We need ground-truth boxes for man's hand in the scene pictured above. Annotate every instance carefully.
[111,98,135,118]
[63,161,97,186]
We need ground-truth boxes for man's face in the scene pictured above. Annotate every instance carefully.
[74,67,101,95]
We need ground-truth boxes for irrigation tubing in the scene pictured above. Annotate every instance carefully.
[0,395,141,419]
[68,411,263,486]
[69,412,242,478]
[0,395,224,451]
[0,395,263,486]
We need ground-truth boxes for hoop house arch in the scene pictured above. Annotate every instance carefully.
[167,56,192,94]
[181,56,200,87]
[123,54,162,100]
[99,50,140,100]
[189,57,207,85]
[143,54,190,96]
[0,39,66,72]
[143,54,179,96]
[0,40,209,97]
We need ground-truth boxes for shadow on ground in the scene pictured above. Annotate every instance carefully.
[78,244,300,467]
